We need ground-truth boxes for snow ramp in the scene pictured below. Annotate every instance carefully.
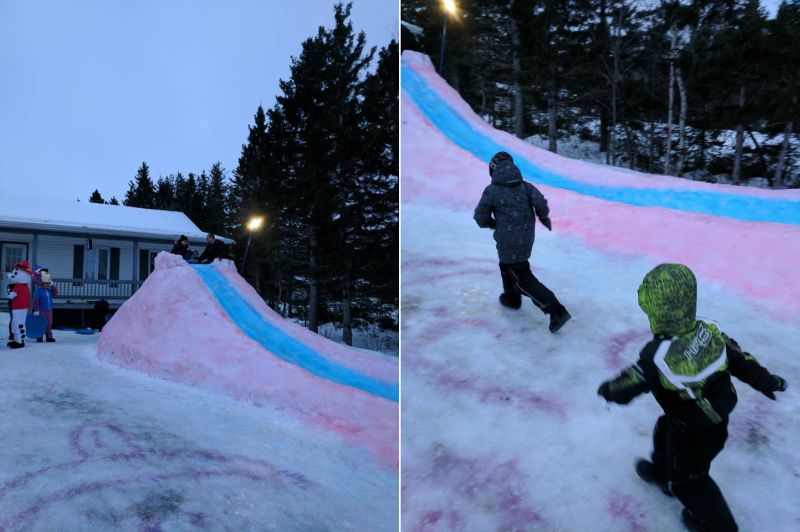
[401,50,799,531]
[402,51,800,317]
[98,253,398,467]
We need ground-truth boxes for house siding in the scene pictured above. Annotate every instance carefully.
[35,236,136,281]
[0,231,34,246]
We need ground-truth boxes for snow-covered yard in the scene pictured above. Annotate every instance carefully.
[0,315,397,531]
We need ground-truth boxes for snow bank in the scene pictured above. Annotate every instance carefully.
[97,252,397,467]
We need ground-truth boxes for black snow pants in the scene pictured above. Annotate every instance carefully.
[652,415,738,532]
[499,261,561,314]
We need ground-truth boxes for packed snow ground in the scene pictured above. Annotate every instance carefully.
[0,315,397,530]
[401,202,799,532]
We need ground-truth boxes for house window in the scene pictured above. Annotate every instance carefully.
[138,249,159,281]
[72,245,84,283]
[1,242,28,274]
[76,245,121,282]
[96,247,121,286]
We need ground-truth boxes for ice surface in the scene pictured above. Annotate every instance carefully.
[401,51,800,531]
[0,315,397,530]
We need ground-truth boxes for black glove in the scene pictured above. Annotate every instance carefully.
[540,217,552,231]
[763,375,787,400]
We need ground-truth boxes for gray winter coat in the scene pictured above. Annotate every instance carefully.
[473,160,550,263]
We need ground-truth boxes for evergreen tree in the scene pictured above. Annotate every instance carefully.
[404,0,797,188]
[229,2,399,339]
[155,176,176,210]
[108,196,120,205]
[357,40,400,331]
[124,162,156,208]
[89,189,105,204]
[275,1,375,334]
[206,162,230,235]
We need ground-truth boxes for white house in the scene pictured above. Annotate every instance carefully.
[1,194,233,311]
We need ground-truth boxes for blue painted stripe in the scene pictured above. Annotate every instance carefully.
[192,265,398,402]
[402,62,800,225]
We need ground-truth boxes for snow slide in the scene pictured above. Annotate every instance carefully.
[401,51,799,531]
[97,253,398,468]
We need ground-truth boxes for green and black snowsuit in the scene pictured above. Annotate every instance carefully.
[599,264,786,532]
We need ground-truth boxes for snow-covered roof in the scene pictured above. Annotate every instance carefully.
[0,194,233,243]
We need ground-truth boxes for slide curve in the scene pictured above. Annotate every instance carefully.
[191,264,398,402]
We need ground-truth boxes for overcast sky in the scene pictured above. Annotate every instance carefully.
[0,0,398,202]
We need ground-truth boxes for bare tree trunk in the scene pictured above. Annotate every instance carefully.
[648,111,656,173]
[732,86,745,184]
[548,79,557,153]
[664,34,676,176]
[342,264,352,346]
[676,65,687,177]
[733,124,744,184]
[480,79,487,117]
[610,76,617,165]
[308,228,319,333]
[747,129,772,186]
[625,120,635,169]
[610,8,622,166]
[511,17,524,139]
[287,273,294,318]
[774,119,793,187]
[600,108,610,156]
[699,126,707,175]
[277,270,283,316]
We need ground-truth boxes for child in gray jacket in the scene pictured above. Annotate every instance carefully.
[474,151,570,333]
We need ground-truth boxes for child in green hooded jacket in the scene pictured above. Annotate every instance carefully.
[598,264,787,532]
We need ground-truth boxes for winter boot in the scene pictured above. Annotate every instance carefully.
[8,341,24,349]
[36,337,43,343]
[499,293,522,309]
[46,337,55,343]
[682,509,714,532]
[635,459,672,496]
[548,305,571,333]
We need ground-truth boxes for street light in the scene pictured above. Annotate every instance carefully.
[439,0,457,73]
[240,215,264,274]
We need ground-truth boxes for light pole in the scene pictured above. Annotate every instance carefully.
[240,215,264,274]
[439,0,457,73]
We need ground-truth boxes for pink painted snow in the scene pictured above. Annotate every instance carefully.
[97,253,397,467]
